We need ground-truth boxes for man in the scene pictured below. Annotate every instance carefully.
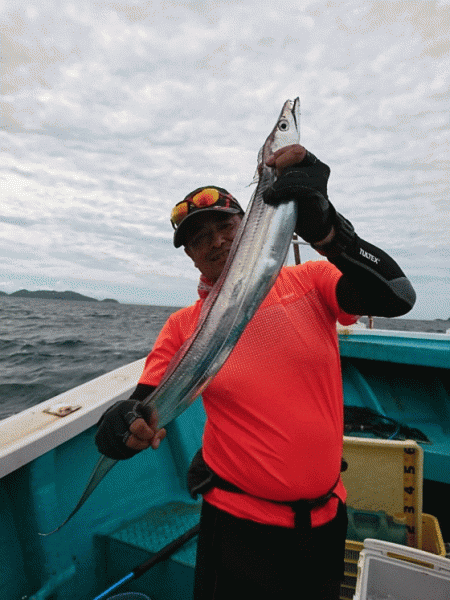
[96,145,416,600]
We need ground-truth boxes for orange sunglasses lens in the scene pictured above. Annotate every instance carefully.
[171,188,221,228]
[191,188,220,208]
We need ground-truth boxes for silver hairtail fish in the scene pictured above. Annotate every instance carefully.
[40,98,300,535]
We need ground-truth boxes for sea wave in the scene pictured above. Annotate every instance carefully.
[0,297,182,419]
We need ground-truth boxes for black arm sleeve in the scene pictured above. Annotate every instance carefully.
[129,383,156,401]
[312,211,416,317]
[330,234,416,317]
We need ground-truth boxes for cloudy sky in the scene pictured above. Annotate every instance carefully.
[1,0,449,319]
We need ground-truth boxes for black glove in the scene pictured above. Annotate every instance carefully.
[264,151,334,244]
[95,399,147,460]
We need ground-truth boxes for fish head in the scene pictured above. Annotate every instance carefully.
[268,97,300,156]
[252,98,300,184]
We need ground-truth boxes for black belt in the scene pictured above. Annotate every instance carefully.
[188,448,346,530]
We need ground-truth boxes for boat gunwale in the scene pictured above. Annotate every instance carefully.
[337,327,450,341]
[0,358,146,478]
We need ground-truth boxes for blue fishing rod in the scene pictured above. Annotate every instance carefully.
[93,523,200,600]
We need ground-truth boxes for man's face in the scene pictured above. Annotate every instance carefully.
[184,212,242,283]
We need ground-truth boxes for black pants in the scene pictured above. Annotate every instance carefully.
[194,500,348,600]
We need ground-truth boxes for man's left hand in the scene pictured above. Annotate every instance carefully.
[264,144,335,245]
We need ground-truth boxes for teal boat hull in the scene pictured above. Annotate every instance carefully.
[1,402,206,600]
[0,329,449,599]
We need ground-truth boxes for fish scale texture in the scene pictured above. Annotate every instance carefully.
[108,501,201,568]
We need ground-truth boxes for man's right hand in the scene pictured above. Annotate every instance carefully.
[95,399,167,460]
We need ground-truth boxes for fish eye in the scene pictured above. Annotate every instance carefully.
[278,118,290,131]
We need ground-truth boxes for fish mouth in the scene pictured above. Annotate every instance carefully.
[289,97,300,131]
[292,97,300,130]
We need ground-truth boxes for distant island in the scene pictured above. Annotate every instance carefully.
[0,289,119,303]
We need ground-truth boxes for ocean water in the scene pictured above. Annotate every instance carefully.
[1,297,449,421]
[0,297,181,420]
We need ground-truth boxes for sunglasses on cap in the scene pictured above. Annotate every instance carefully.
[171,186,244,247]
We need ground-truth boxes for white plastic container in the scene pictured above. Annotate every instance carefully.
[353,538,450,600]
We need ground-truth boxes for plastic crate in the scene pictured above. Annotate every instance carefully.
[422,512,446,557]
[340,540,362,599]
[353,538,450,600]
[339,513,445,600]
[342,436,423,548]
